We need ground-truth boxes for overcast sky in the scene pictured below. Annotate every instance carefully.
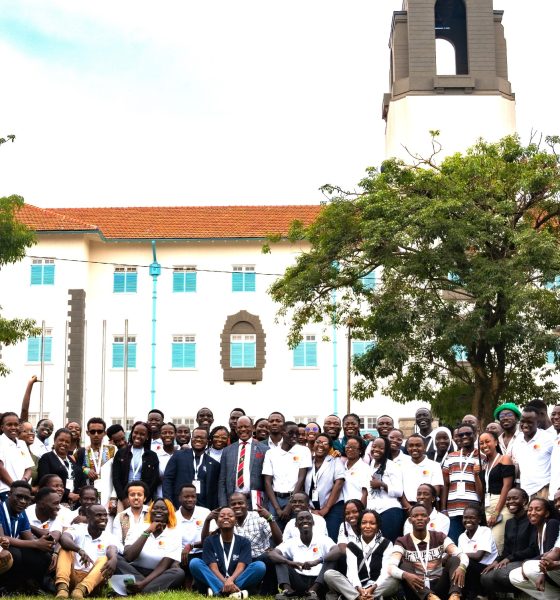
[0,0,558,208]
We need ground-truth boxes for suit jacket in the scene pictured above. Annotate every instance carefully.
[218,439,269,507]
[111,446,159,502]
[162,448,220,510]
[37,451,79,502]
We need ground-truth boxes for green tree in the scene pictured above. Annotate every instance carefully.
[0,194,38,375]
[270,135,560,424]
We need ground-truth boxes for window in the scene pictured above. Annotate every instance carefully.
[112,335,137,368]
[293,334,318,368]
[30,258,55,285]
[453,345,468,362]
[111,418,134,431]
[27,329,53,362]
[113,266,137,293]
[230,334,256,368]
[171,335,196,368]
[28,413,50,427]
[547,351,556,365]
[173,266,197,292]
[359,416,378,430]
[232,265,256,292]
[361,270,376,290]
[294,415,318,424]
[352,340,375,357]
[545,276,560,290]
[171,417,196,428]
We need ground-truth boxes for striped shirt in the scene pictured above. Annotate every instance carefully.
[443,449,483,517]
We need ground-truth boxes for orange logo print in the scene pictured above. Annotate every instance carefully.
[312,546,318,553]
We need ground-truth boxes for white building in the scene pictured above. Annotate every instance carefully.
[1,204,421,432]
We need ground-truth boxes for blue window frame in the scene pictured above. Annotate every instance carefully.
[232,266,256,292]
[27,329,53,362]
[30,259,55,285]
[453,345,468,362]
[361,270,376,290]
[293,334,318,367]
[112,336,137,368]
[113,267,138,293]
[545,276,560,290]
[173,267,197,292]
[171,335,196,368]
[352,340,375,357]
[547,351,556,365]
[230,334,256,368]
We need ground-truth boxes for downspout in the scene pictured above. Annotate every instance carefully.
[149,241,161,410]
[331,289,338,415]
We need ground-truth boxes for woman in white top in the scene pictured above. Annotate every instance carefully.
[337,499,365,550]
[366,437,404,542]
[341,436,369,507]
[324,509,398,599]
[206,426,229,463]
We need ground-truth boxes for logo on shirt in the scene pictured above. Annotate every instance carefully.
[293,456,300,462]
[97,543,105,554]
[429,522,435,529]
[195,520,203,527]
[158,540,165,549]
[422,470,430,476]
[312,546,318,553]
[533,444,541,450]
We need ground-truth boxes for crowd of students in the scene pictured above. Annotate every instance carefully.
[0,383,559,600]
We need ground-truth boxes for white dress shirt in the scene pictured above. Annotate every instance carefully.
[401,457,444,502]
[511,429,553,496]
[366,459,403,513]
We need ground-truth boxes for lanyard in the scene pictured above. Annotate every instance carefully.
[2,503,18,538]
[89,448,103,474]
[131,449,143,479]
[484,455,500,492]
[55,452,73,480]
[412,536,430,577]
[311,458,327,491]
[193,454,203,480]
[538,523,547,555]
[220,535,236,573]
[459,450,475,481]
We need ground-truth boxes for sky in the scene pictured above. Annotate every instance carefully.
[0,0,558,208]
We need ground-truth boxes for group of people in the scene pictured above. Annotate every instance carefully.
[0,384,559,600]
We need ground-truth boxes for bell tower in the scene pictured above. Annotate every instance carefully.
[383,0,516,160]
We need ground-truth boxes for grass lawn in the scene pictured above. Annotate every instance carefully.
[11,595,276,600]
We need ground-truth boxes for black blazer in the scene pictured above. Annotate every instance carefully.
[37,451,79,502]
[111,446,159,502]
[162,448,220,509]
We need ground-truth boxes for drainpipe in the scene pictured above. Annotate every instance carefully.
[331,289,338,415]
[149,241,161,410]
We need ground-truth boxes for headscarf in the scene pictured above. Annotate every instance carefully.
[431,426,456,462]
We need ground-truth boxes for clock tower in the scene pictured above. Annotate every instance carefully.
[383,0,516,160]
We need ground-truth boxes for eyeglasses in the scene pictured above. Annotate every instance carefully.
[498,411,516,420]
[305,426,319,432]
[457,432,473,438]
[88,430,105,435]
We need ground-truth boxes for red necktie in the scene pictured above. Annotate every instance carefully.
[237,442,247,489]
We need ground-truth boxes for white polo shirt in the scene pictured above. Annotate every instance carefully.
[276,533,335,576]
[341,458,370,502]
[124,524,182,568]
[0,434,34,494]
[403,508,450,536]
[548,431,560,501]
[401,457,444,502]
[65,523,121,571]
[283,513,328,541]
[458,525,498,565]
[176,505,210,551]
[511,429,553,496]
[25,504,64,534]
[337,522,360,546]
[30,438,49,458]
[262,444,312,493]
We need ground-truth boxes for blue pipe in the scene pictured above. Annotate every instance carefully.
[149,241,161,410]
[332,289,338,415]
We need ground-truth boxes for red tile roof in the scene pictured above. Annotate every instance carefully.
[17,205,323,240]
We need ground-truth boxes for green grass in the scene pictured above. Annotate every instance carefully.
[11,595,276,600]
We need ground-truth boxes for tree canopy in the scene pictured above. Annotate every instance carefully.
[0,194,38,376]
[269,135,560,424]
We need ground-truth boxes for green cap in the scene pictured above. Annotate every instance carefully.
[493,402,521,420]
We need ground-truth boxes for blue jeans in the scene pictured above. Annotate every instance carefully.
[379,507,405,542]
[190,558,266,594]
[323,500,344,541]
[448,515,465,543]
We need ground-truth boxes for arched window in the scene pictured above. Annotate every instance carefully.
[435,0,468,75]
[221,310,266,383]
[436,38,457,75]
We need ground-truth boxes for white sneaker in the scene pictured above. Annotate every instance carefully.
[229,591,249,599]
[207,589,214,597]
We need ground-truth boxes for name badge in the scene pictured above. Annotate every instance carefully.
[66,478,74,491]
[311,489,319,503]
[424,578,430,590]
[456,481,466,496]
[193,479,201,494]
[484,493,491,508]
[93,479,103,491]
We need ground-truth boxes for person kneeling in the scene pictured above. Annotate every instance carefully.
[324,509,398,599]
[190,506,266,598]
[388,504,468,600]
[55,505,118,599]
[269,510,336,600]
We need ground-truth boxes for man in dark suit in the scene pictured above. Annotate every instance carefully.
[218,416,269,508]
[163,427,220,510]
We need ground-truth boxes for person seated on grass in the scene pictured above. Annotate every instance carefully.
[117,497,185,593]
[457,503,498,600]
[0,480,55,593]
[55,504,119,599]
[269,510,336,600]
[190,506,266,598]
[324,509,398,599]
[283,492,328,540]
[112,481,149,546]
[387,503,468,600]
[69,486,100,526]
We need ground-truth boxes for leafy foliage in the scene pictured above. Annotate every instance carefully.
[270,136,560,423]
